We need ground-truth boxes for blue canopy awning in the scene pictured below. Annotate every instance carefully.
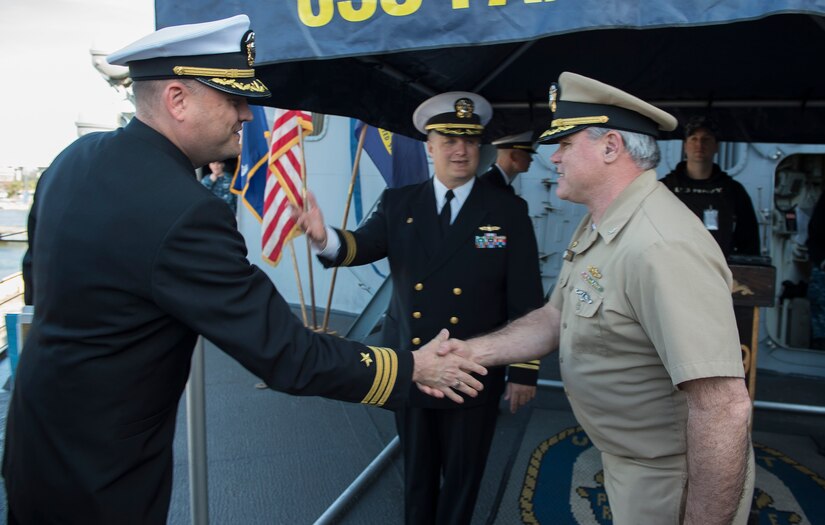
[155,1,825,143]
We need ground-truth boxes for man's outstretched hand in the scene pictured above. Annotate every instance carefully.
[437,336,475,358]
[412,330,486,403]
[290,191,328,247]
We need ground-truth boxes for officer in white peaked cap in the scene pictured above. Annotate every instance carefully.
[480,130,537,193]
[294,87,544,524]
[107,14,270,98]
[4,16,486,524]
[413,91,493,136]
[442,72,754,525]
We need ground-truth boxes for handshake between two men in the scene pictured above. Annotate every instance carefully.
[410,328,486,404]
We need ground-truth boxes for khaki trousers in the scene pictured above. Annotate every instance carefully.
[601,446,755,525]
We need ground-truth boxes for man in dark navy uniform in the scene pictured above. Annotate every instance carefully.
[3,16,485,525]
[295,92,544,525]
[661,116,760,257]
[479,130,536,195]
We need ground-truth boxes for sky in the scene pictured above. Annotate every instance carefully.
[1,0,155,168]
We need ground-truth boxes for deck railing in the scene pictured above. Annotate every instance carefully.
[0,271,25,353]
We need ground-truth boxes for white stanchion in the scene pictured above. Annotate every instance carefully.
[186,337,210,525]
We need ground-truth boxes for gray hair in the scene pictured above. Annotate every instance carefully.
[586,127,661,170]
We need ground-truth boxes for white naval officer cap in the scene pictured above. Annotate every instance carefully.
[413,92,493,136]
[107,14,270,98]
[492,131,537,154]
[538,72,677,144]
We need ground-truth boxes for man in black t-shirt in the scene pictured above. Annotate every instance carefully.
[661,116,760,257]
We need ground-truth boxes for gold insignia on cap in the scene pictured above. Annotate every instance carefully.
[552,116,610,127]
[549,83,559,113]
[479,225,501,232]
[455,98,475,119]
[242,30,256,66]
[210,78,269,93]
[173,67,255,78]
[539,125,576,141]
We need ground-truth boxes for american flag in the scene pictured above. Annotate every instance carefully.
[262,108,313,265]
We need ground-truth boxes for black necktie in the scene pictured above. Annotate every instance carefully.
[439,190,454,238]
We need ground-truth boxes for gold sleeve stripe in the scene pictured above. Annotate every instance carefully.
[361,346,398,406]
[342,230,357,266]
[376,347,398,406]
[370,347,392,406]
[510,361,540,371]
[361,346,384,405]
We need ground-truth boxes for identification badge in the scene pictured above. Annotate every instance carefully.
[703,206,719,230]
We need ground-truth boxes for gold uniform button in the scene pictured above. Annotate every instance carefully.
[414,283,424,291]
[412,311,422,319]
[452,288,462,296]
[412,337,421,345]
[449,317,459,325]
[571,241,578,247]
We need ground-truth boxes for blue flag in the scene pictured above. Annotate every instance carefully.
[355,121,428,189]
[231,105,269,221]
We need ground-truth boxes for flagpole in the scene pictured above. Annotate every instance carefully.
[322,123,368,332]
[300,129,318,329]
[288,240,309,326]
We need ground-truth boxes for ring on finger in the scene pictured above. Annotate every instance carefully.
[452,380,461,389]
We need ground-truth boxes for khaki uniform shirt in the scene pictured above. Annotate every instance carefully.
[549,170,744,459]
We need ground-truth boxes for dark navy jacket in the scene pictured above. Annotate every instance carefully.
[322,178,543,409]
[4,118,412,524]
[479,164,515,194]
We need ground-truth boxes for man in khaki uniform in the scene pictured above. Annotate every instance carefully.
[439,72,754,525]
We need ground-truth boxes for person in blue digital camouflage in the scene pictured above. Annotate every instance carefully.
[808,190,825,350]
[201,158,237,212]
